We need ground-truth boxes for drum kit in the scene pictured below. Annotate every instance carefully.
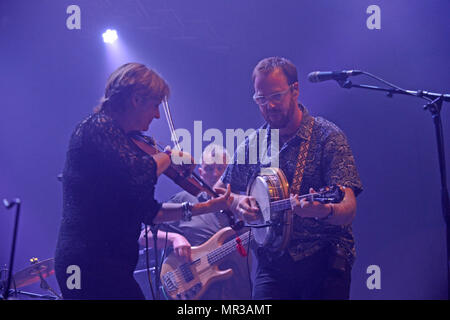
[0,257,61,300]
[0,251,160,300]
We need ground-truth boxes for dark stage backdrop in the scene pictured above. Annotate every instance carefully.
[0,0,449,299]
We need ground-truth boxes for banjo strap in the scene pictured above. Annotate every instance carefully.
[289,117,315,195]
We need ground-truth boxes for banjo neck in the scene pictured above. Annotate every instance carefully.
[269,192,333,212]
[247,166,345,253]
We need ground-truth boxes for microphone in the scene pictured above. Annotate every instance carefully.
[3,198,20,209]
[308,70,362,83]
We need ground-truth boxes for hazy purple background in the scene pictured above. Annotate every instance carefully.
[1,0,449,299]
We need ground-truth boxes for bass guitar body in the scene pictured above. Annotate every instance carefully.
[161,227,236,300]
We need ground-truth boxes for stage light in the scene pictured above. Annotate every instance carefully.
[102,29,118,44]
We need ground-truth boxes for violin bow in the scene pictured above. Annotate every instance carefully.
[161,97,218,196]
[162,97,181,151]
[161,97,241,228]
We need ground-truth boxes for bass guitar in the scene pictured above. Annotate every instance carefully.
[160,227,251,300]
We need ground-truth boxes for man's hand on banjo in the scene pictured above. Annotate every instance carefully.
[213,180,260,223]
[290,188,332,219]
[236,195,260,222]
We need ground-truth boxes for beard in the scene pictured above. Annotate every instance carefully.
[263,100,297,129]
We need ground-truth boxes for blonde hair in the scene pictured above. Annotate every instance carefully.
[94,62,170,113]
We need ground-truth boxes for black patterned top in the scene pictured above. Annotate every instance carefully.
[221,104,363,265]
[55,111,161,283]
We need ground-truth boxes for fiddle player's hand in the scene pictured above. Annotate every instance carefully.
[291,188,332,219]
[171,233,192,262]
[237,195,260,222]
[208,184,233,212]
[168,148,196,176]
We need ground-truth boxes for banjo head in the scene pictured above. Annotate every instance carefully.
[247,167,291,251]
[247,176,271,246]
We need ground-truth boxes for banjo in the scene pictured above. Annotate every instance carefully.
[246,167,345,253]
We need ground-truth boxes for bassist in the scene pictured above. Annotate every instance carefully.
[140,144,251,299]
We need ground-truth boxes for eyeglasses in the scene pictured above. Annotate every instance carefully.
[252,83,296,106]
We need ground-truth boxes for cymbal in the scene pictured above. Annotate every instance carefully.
[12,258,55,288]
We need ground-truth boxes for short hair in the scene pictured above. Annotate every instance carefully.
[252,56,298,85]
[94,62,170,113]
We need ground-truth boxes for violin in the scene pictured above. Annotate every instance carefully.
[129,131,216,198]
[129,97,241,229]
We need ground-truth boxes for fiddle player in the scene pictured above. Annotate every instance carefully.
[214,57,363,299]
[55,63,234,300]
[139,144,251,299]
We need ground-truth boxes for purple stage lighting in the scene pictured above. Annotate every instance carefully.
[102,29,118,44]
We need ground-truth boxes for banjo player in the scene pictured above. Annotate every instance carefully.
[214,57,363,300]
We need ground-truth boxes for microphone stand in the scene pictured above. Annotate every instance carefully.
[150,224,161,300]
[335,74,450,297]
[1,198,21,300]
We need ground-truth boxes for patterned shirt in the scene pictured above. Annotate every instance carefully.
[221,104,363,265]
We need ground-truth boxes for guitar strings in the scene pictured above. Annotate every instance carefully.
[169,191,333,284]
[168,231,252,286]
[269,191,330,212]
